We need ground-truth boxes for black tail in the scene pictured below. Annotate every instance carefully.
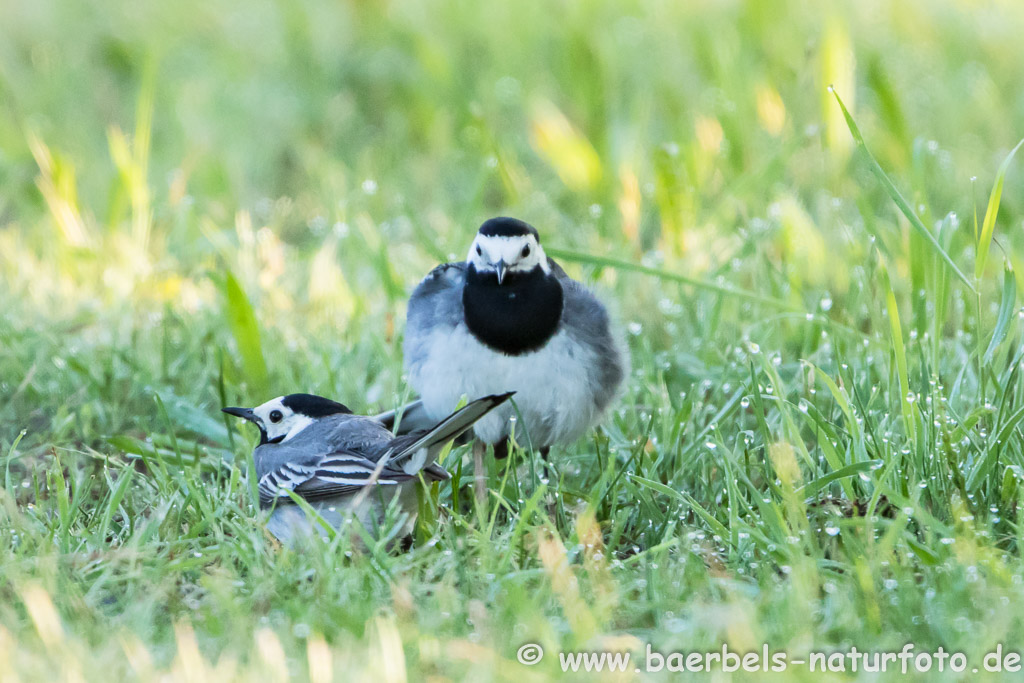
[386,393,514,473]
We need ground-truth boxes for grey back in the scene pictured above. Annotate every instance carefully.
[253,414,393,479]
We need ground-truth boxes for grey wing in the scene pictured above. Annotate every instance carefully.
[257,451,409,506]
[403,262,466,373]
[252,416,394,482]
[258,450,451,507]
[289,415,393,457]
[253,439,320,480]
[318,416,396,458]
[554,261,628,412]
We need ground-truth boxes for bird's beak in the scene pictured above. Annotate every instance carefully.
[221,406,257,422]
[494,260,507,285]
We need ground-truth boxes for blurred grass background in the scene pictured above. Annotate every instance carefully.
[4,0,1024,679]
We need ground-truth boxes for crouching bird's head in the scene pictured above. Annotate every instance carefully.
[222,393,352,445]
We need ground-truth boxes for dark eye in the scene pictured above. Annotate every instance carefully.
[476,245,483,256]
[521,244,531,258]
[269,410,283,423]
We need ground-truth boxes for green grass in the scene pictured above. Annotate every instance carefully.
[4,0,1024,679]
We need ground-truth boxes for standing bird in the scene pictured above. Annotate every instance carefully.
[222,391,513,545]
[403,217,627,459]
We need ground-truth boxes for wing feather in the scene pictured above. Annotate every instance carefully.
[257,452,407,507]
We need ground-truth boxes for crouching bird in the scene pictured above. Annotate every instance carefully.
[222,391,513,545]
[402,217,627,459]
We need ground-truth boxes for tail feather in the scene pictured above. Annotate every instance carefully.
[385,392,514,474]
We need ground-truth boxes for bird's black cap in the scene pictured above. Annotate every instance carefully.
[281,393,353,417]
[478,217,539,240]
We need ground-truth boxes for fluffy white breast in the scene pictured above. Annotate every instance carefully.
[266,481,419,546]
[409,324,601,447]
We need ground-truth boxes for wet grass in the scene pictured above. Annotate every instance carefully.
[4,0,1024,679]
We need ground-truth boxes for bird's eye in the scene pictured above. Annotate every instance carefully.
[521,244,531,258]
[269,410,283,423]
[476,245,483,256]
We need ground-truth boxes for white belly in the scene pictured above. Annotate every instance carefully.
[410,324,600,447]
[266,482,419,547]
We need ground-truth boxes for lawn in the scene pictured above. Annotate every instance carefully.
[3,0,1024,679]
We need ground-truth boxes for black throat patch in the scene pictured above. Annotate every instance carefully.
[256,427,288,446]
[462,264,563,355]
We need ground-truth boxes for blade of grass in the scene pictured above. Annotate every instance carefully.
[156,390,231,446]
[878,252,917,441]
[546,247,801,312]
[97,464,134,541]
[804,361,870,463]
[217,350,235,450]
[154,393,185,472]
[799,460,882,498]
[931,214,955,370]
[221,271,269,398]
[830,88,975,293]
[4,429,26,494]
[967,403,1024,491]
[629,475,731,542]
[975,139,1024,279]
[983,261,1017,366]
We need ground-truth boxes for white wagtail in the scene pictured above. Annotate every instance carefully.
[222,391,513,545]
[402,217,627,459]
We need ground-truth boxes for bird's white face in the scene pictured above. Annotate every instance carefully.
[251,397,314,443]
[467,233,548,283]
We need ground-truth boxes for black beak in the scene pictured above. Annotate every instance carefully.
[222,406,257,422]
[495,260,507,285]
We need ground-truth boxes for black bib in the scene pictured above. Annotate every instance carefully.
[462,264,563,355]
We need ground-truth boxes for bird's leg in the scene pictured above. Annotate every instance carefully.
[399,534,415,553]
[538,446,556,482]
[473,439,487,509]
[492,439,509,460]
